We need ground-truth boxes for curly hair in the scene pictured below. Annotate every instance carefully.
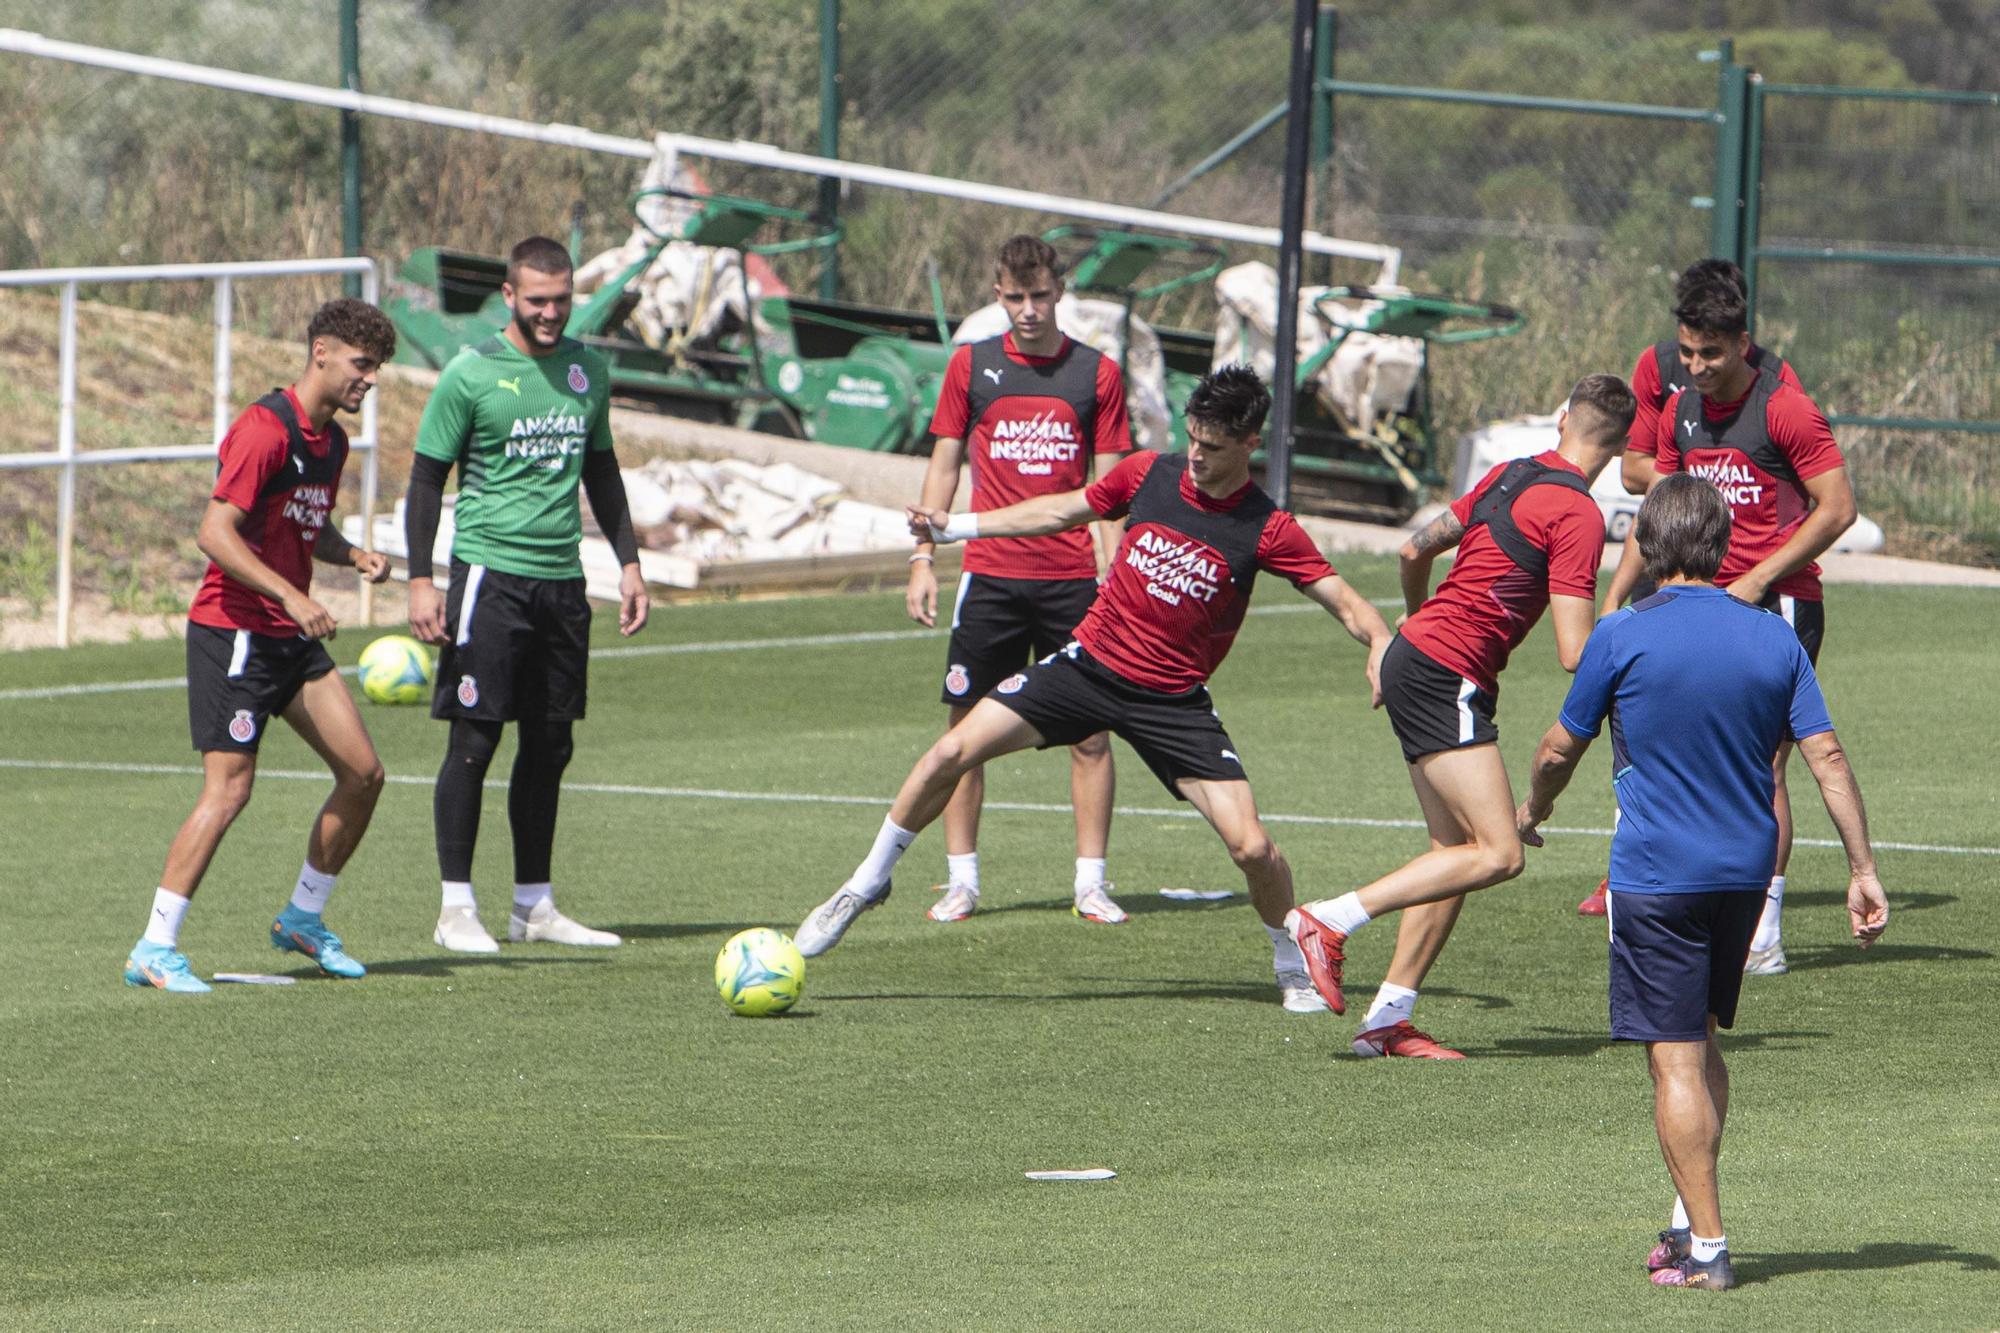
[306,298,397,362]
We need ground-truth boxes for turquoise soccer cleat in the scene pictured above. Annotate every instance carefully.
[270,906,367,979]
[124,941,212,993]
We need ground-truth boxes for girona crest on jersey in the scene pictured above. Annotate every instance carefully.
[567,363,589,394]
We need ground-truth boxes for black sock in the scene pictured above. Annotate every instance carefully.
[435,719,503,882]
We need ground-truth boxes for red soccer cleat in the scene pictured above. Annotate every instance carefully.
[1286,908,1348,1014]
[1578,880,1608,916]
[1351,1020,1467,1060]
[1647,1229,1692,1272]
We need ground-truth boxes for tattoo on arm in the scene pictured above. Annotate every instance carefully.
[1409,509,1465,557]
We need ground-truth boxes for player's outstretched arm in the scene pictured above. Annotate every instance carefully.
[198,499,336,639]
[907,436,966,626]
[1516,722,1592,847]
[1298,575,1392,708]
[1797,728,1889,947]
[1398,508,1464,618]
[311,523,389,583]
[907,489,1099,544]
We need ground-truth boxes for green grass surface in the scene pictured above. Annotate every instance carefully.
[3,565,1997,1329]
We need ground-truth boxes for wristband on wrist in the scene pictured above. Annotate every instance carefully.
[908,551,934,564]
[935,512,979,543]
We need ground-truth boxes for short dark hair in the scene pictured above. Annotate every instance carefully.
[306,297,397,362]
[1673,279,1748,338]
[1673,258,1747,306]
[507,235,574,285]
[994,234,1062,284]
[1566,373,1637,445]
[1636,472,1732,585]
[1184,364,1271,439]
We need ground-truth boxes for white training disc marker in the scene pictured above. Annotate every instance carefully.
[1024,1169,1116,1182]
[1159,888,1234,901]
[212,973,298,986]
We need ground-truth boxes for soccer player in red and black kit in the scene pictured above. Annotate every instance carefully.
[124,299,397,993]
[1578,260,1803,919]
[1285,374,1638,1054]
[907,235,1130,925]
[1602,282,1856,975]
[798,367,1392,1012]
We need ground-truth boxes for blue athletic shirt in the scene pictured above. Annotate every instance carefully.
[1558,584,1834,894]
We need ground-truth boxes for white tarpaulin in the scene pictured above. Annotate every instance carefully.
[952,296,1175,451]
[1210,262,1424,435]
[572,150,752,351]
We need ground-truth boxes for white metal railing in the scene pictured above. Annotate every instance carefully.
[0,28,1403,282]
[0,257,380,647]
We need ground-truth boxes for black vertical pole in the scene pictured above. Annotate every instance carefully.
[340,0,362,298]
[1266,0,1318,510]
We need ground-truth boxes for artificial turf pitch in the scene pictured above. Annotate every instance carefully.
[2,560,1996,1329]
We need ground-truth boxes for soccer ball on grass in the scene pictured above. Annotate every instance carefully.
[715,928,806,1016]
[357,634,434,705]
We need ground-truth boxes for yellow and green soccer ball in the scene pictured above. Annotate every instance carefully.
[357,634,434,705]
[715,928,805,1016]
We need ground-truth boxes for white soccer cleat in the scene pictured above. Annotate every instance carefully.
[1072,884,1128,925]
[927,882,979,923]
[1743,942,1788,976]
[796,882,886,957]
[509,898,621,947]
[434,906,500,954]
[1276,968,1329,1013]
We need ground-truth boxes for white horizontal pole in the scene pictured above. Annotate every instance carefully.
[0,28,1400,278]
[0,441,379,470]
[0,255,376,286]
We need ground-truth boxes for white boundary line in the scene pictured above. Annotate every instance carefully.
[0,758,1993,858]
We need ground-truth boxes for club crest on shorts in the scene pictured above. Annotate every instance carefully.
[227,709,257,744]
[997,672,1026,695]
[457,674,480,707]
[567,363,589,394]
[945,663,971,696]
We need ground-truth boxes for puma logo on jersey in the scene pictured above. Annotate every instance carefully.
[983,367,1003,385]
[497,376,521,396]
[292,455,306,474]
[1682,419,1696,437]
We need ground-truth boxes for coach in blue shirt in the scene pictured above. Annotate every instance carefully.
[1516,473,1889,1293]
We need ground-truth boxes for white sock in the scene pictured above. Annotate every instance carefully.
[1362,982,1418,1032]
[143,887,190,948]
[1074,857,1107,894]
[512,882,552,916]
[441,880,477,911]
[1751,875,1785,951]
[288,861,336,916]
[946,852,979,894]
[1670,1197,1691,1231]
[1297,892,1371,936]
[1690,1233,1726,1262]
[1267,923,1305,972]
[852,816,916,896]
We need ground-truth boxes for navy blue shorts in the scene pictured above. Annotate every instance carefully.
[1607,889,1763,1042]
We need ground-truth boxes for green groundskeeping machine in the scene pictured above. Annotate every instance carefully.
[384,195,1521,521]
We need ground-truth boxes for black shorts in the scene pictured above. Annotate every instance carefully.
[1758,589,1825,665]
[431,561,593,723]
[990,643,1242,798]
[1607,888,1763,1042]
[1379,634,1499,764]
[186,621,337,753]
[941,573,1100,707]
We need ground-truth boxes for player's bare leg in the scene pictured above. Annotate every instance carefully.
[1177,777,1318,1011]
[1288,744,1522,1015]
[266,670,382,977]
[130,749,258,991]
[1068,731,1122,922]
[930,703,984,921]
[1746,741,1794,975]
[801,699,1046,955]
[1354,758,1477,1057]
[1646,1023,1736,1288]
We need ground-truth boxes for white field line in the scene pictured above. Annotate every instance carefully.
[0,601,1361,703]
[0,757,1994,859]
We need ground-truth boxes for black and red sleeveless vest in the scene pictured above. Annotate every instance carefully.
[1464,457,1595,580]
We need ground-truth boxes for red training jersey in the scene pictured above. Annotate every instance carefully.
[1074,451,1335,694]
[929,332,1131,580]
[1627,340,1799,457]
[1654,381,1844,601]
[188,388,347,636]
[1400,451,1604,696]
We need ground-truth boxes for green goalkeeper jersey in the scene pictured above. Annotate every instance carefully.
[415,333,615,580]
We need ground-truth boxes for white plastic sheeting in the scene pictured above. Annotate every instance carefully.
[572,153,752,351]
